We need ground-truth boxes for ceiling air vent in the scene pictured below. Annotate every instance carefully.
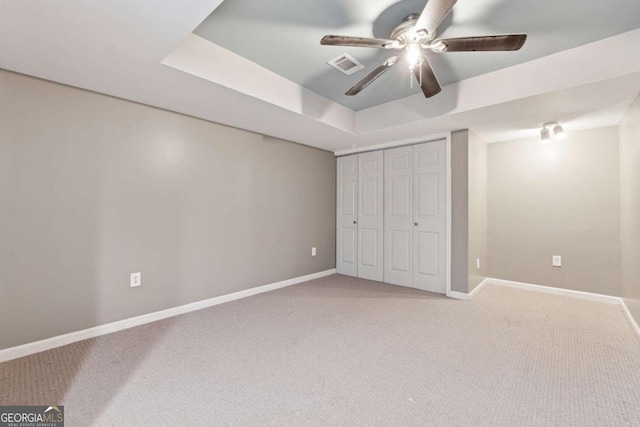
[328,53,365,75]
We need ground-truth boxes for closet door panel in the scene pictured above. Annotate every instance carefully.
[412,140,447,293]
[337,155,358,277]
[384,146,413,287]
[357,151,384,281]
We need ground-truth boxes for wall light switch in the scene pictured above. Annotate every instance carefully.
[552,256,562,267]
[312,247,317,257]
[130,272,141,287]
[476,258,480,270]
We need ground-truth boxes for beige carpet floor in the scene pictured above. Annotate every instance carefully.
[1,275,640,426]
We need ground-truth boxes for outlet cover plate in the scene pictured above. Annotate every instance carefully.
[130,272,141,287]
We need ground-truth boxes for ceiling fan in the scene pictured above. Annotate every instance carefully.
[320,0,527,98]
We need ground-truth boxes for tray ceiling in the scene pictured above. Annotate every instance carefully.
[1,0,639,153]
[195,0,640,111]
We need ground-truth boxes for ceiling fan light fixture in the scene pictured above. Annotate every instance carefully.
[553,125,566,140]
[406,43,423,69]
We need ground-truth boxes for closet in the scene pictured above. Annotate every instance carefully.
[336,139,447,294]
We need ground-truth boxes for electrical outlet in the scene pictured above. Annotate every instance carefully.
[552,256,562,267]
[476,258,480,270]
[130,272,141,287]
[312,247,317,257]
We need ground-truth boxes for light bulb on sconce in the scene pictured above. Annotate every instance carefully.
[553,125,566,140]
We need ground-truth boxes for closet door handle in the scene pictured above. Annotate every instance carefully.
[414,222,418,226]
[353,221,357,224]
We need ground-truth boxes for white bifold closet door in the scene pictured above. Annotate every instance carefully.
[336,155,358,277]
[356,151,384,281]
[336,152,384,280]
[383,146,413,286]
[384,140,447,293]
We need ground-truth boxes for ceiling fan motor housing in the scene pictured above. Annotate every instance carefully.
[391,15,435,47]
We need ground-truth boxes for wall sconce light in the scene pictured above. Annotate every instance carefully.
[540,122,566,142]
[540,127,551,143]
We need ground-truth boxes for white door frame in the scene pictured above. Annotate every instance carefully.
[334,132,452,298]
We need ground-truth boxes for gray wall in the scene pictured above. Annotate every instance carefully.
[620,93,640,324]
[487,127,620,296]
[0,70,336,350]
[451,130,469,293]
[450,129,488,293]
[468,131,488,292]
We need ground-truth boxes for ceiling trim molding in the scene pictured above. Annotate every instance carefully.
[163,34,356,134]
[162,27,640,147]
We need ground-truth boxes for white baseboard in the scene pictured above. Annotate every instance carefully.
[488,278,640,341]
[447,277,640,342]
[447,277,619,305]
[447,278,489,301]
[486,278,620,304]
[469,278,490,298]
[620,298,640,339]
[0,269,336,364]
[447,290,470,300]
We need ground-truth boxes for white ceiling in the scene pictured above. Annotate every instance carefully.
[1,1,639,154]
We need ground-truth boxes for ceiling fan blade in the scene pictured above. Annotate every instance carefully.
[433,34,527,52]
[415,0,458,35]
[346,57,399,96]
[321,35,398,49]
[412,56,441,98]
